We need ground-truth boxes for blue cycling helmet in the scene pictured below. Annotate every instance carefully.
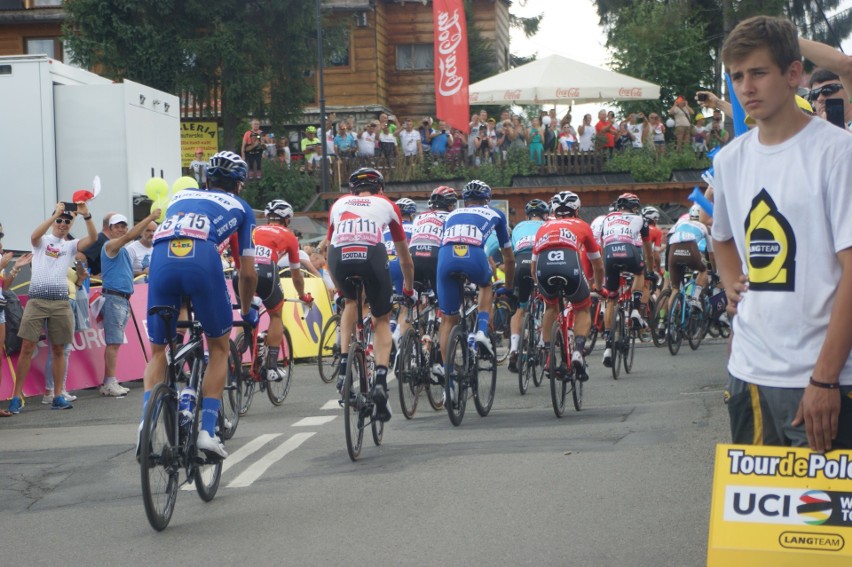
[462,179,492,201]
[395,198,417,216]
[524,199,549,218]
[207,151,248,183]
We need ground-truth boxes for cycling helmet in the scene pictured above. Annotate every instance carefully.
[689,204,701,220]
[616,192,641,211]
[428,186,458,210]
[550,191,581,216]
[641,206,660,223]
[348,167,384,194]
[265,199,294,221]
[396,197,417,217]
[524,199,549,218]
[462,179,492,201]
[207,151,248,183]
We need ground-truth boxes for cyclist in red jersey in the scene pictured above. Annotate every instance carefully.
[252,200,313,380]
[641,206,664,302]
[531,191,603,380]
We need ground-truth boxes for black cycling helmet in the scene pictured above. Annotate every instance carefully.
[524,199,549,218]
[348,167,384,194]
[616,192,641,212]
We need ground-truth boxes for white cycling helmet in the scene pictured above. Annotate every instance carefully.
[550,191,581,216]
[265,199,294,220]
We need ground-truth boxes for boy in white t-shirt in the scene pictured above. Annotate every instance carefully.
[712,16,852,453]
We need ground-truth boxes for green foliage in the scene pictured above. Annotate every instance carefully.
[241,160,317,211]
[406,147,538,187]
[603,146,711,182]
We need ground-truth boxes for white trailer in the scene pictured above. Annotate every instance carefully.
[0,55,179,251]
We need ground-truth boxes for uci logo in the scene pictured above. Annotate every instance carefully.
[745,189,795,291]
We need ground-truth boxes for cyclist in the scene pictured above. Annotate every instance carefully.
[436,180,514,374]
[531,191,603,380]
[589,202,615,248]
[251,199,314,380]
[327,168,415,422]
[141,150,259,460]
[600,192,653,368]
[507,199,548,373]
[383,197,416,345]
[666,204,715,316]
[641,206,664,276]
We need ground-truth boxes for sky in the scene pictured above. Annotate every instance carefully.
[506,0,852,119]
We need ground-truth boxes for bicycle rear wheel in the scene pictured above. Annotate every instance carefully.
[518,313,533,395]
[611,310,623,380]
[651,289,671,347]
[667,295,684,356]
[473,332,497,417]
[318,314,341,384]
[222,339,242,440]
[343,346,366,461]
[266,330,293,406]
[584,297,601,356]
[234,332,256,416]
[426,340,445,411]
[492,300,511,364]
[444,325,468,426]
[195,410,223,502]
[396,328,420,419]
[371,407,384,446]
[140,383,179,532]
[624,324,637,374]
[549,321,568,418]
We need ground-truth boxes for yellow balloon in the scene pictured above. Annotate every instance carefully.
[151,197,169,223]
[171,176,199,197]
[145,177,169,201]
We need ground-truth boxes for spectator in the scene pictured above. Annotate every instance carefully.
[558,122,578,155]
[99,210,161,397]
[495,110,511,134]
[189,148,208,188]
[126,220,156,278]
[446,127,466,164]
[300,126,322,174]
[528,117,544,165]
[594,109,617,154]
[467,113,480,164]
[333,122,357,159]
[692,113,709,154]
[707,109,730,150]
[377,121,398,166]
[418,117,434,156]
[626,112,648,149]
[511,114,527,149]
[495,120,511,161]
[808,68,852,129]
[6,201,97,413]
[648,112,666,157]
[542,115,557,155]
[398,118,423,162]
[241,118,265,181]
[694,90,734,117]
[357,122,377,159]
[430,120,450,159]
[473,124,494,166]
[263,131,278,160]
[668,96,694,151]
[82,211,116,276]
[477,109,488,129]
[577,113,595,152]
[324,115,337,157]
[614,122,633,151]
[0,230,32,417]
[800,37,852,130]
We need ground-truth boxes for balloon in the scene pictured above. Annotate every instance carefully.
[145,177,169,201]
[151,197,169,223]
[665,117,675,129]
[92,175,102,198]
[171,176,198,197]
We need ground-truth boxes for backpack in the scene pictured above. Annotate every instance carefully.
[4,289,23,355]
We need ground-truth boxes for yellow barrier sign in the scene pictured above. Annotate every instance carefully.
[708,444,852,566]
[280,274,333,360]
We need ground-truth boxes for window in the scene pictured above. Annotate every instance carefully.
[396,44,433,71]
[326,29,350,68]
[26,37,62,61]
[28,0,63,6]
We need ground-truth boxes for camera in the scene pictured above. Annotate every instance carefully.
[62,201,78,213]
[697,93,708,102]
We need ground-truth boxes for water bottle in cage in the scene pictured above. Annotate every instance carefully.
[257,330,268,360]
[467,332,476,353]
[178,386,197,427]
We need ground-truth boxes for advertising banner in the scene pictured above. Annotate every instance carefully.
[432,0,469,134]
[708,443,852,566]
[180,121,219,167]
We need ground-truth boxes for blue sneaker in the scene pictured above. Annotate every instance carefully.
[51,395,73,410]
[7,396,23,414]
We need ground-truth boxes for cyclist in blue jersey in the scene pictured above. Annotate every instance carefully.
[436,180,515,375]
[383,197,416,345]
[666,204,715,313]
[139,151,259,460]
[507,199,548,372]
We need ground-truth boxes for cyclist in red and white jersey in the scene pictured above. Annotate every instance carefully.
[531,191,603,380]
[327,168,415,422]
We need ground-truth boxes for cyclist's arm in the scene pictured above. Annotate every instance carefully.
[590,254,604,291]
[643,240,653,270]
[284,237,307,298]
[236,208,259,315]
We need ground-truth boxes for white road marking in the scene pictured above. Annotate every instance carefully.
[321,400,341,410]
[182,433,282,491]
[227,432,316,488]
[293,415,336,427]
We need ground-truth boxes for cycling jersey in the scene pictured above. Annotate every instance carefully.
[253,224,301,269]
[441,205,510,249]
[153,189,255,254]
[532,217,601,282]
[511,219,544,253]
[600,211,650,247]
[327,194,406,248]
[410,210,449,289]
[590,215,606,247]
[648,224,663,251]
[669,218,713,253]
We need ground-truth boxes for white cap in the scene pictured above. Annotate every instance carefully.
[108,214,129,226]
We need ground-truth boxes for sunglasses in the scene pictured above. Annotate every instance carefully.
[808,83,843,101]
[55,218,72,225]
[0,232,4,239]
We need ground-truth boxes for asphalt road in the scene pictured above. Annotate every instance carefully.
[0,337,731,566]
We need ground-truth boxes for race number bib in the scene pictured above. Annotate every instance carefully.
[254,245,273,265]
[334,217,381,246]
[442,224,484,246]
[154,213,212,242]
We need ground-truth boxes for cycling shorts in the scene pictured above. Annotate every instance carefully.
[436,244,492,316]
[513,250,534,307]
[328,243,394,318]
[412,248,439,292]
[668,241,705,287]
[603,243,645,292]
[256,263,285,313]
[535,247,591,309]
[147,239,233,344]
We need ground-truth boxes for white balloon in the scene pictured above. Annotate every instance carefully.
[542,116,552,127]
[665,118,675,129]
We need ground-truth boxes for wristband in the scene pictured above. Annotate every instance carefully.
[83,214,92,221]
[809,377,840,390]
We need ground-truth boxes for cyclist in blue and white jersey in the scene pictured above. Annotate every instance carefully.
[666,204,715,314]
[383,197,415,344]
[436,180,514,374]
[507,199,548,373]
[140,151,259,460]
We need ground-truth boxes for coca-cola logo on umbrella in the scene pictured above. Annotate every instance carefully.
[437,9,464,97]
[555,88,580,98]
[618,87,643,97]
[504,90,522,100]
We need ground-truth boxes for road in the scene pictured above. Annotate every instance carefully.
[0,338,731,566]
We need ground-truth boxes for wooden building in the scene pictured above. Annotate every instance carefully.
[0,1,65,61]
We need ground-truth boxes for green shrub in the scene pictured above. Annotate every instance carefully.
[242,160,317,211]
[604,146,710,182]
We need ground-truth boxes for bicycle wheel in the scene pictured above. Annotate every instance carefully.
[234,332,256,416]
[266,331,293,406]
[444,325,468,426]
[492,301,511,364]
[343,345,366,461]
[610,310,623,380]
[140,383,179,532]
[426,339,445,411]
[651,289,671,347]
[719,319,731,338]
[195,410,223,502]
[549,321,569,417]
[623,322,637,374]
[667,294,684,356]
[518,313,532,395]
[687,305,705,351]
[371,407,384,446]
[584,297,600,356]
[396,328,420,419]
[222,339,242,440]
[318,314,341,384]
[473,332,497,417]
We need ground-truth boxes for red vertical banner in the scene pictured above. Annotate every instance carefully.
[433,0,469,134]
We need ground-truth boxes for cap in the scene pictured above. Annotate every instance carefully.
[306,125,317,133]
[108,214,129,226]
[676,96,685,104]
[695,113,705,121]
[487,118,496,123]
